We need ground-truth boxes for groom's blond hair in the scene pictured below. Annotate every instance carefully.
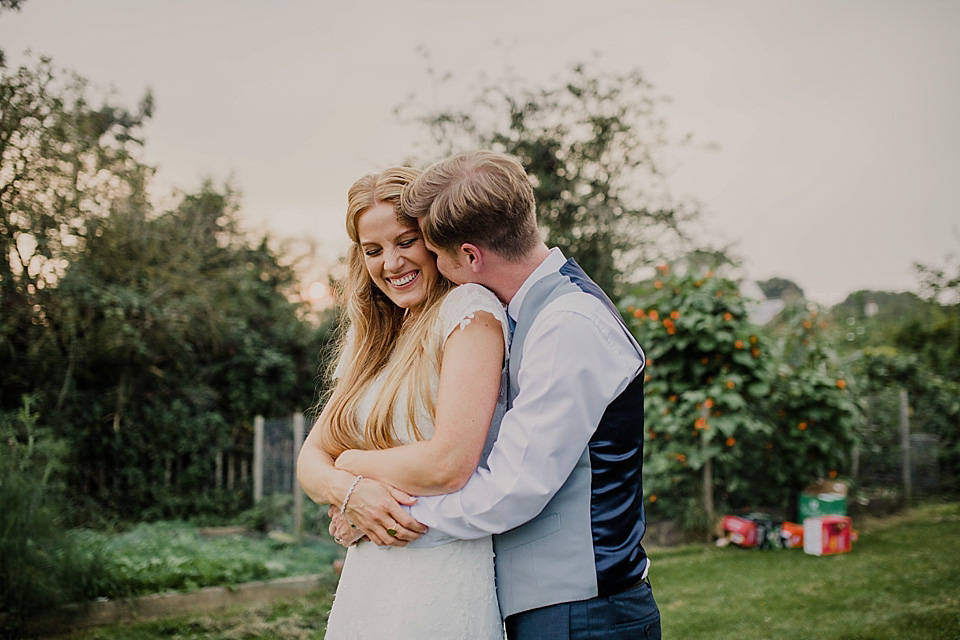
[401,150,540,260]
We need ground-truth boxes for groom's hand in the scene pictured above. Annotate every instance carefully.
[340,477,428,547]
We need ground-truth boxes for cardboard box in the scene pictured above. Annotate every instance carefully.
[721,515,758,547]
[803,515,853,556]
[798,479,848,522]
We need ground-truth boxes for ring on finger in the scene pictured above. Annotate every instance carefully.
[386,526,398,537]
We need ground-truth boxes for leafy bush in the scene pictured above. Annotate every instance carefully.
[85,521,340,598]
[0,398,117,636]
[850,347,960,494]
[623,266,776,529]
[623,265,861,530]
[760,304,861,507]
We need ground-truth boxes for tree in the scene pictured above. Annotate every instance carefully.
[911,251,960,381]
[401,59,700,296]
[1,56,153,410]
[822,257,960,497]
[829,287,959,383]
[757,277,804,301]
[44,182,331,519]
[916,249,960,306]
[0,0,27,67]
[1,57,332,520]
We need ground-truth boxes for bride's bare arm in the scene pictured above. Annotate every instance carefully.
[334,310,504,496]
[297,404,427,546]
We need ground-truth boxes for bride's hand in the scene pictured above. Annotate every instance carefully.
[339,476,427,547]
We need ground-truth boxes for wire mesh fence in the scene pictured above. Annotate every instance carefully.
[253,413,309,539]
[909,433,940,492]
[855,389,943,501]
[260,415,301,496]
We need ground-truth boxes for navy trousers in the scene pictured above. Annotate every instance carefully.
[505,581,661,640]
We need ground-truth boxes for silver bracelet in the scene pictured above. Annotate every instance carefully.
[341,474,363,515]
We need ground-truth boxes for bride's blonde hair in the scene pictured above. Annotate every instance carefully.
[319,167,454,457]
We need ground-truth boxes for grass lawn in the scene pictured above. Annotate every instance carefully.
[54,502,959,639]
[654,501,960,639]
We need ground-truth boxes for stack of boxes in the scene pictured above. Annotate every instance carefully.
[799,479,855,556]
[718,479,857,555]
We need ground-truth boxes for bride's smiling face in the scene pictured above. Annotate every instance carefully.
[357,202,441,312]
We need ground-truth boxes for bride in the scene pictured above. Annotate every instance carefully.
[297,166,508,639]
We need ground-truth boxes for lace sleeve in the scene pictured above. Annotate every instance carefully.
[437,283,510,358]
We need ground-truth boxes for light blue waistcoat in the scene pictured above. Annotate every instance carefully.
[491,259,649,618]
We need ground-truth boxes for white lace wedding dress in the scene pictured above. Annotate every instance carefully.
[324,284,508,640]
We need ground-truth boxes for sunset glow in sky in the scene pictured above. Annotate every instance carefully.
[3,0,958,304]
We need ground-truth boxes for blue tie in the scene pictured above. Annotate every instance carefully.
[505,312,516,406]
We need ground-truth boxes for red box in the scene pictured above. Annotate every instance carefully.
[722,515,758,547]
[803,515,853,556]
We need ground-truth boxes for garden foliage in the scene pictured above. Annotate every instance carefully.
[0,397,118,635]
[828,279,960,494]
[622,264,860,527]
[85,520,339,597]
[0,57,333,522]
[849,347,960,492]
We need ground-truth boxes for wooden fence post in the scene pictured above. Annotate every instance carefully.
[899,388,911,507]
[253,416,264,504]
[292,412,305,543]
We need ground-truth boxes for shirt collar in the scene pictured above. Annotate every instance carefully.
[507,247,566,322]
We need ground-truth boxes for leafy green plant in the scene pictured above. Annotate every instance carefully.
[622,265,776,528]
[761,303,861,509]
[87,521,340,598]
[0,397,116,636]
[623,265,861,529]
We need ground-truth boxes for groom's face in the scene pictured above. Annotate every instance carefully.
[423,235,474,285]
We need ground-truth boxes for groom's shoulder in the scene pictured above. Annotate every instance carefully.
[537,287,612,322]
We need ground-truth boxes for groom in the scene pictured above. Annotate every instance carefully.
[344,150,659,639]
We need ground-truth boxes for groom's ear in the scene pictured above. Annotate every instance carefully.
[460,243,484,272]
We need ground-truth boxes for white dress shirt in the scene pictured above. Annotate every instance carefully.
[408,248,644,544]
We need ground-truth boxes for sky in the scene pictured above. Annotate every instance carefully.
[2,0,958,305]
